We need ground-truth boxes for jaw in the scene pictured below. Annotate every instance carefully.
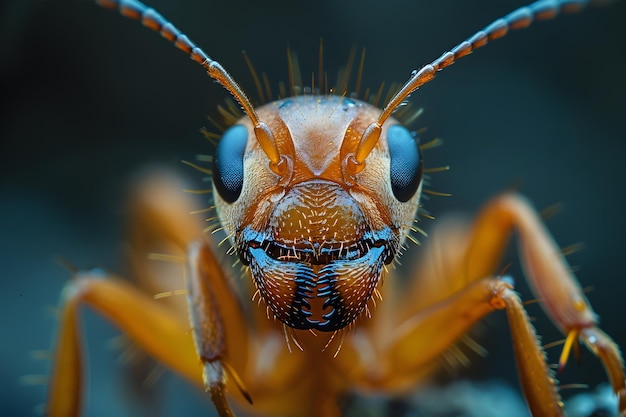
[246,244,389,331]
[234,179,400,331]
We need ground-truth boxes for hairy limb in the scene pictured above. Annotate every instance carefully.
[47,270,200,416]
[47,172,253,417]
[473,194,624,412]
[344,193,624,416]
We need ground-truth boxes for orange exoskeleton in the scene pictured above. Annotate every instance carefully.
[45,0,625,416]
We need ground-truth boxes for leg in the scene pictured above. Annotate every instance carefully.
[342,192,625,416]
[47,171,251,417]
[342,275,561,410]
[47,269,201,416]
[185,239,252,415]
[466,193,625,414]
[47,255,247,417]
[127,171,252,410]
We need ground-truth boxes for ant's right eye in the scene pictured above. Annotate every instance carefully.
[212,124,248,203]
[387,125,422,203]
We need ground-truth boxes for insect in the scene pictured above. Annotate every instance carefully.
[32,0,625,416]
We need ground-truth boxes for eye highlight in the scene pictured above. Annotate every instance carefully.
[212,124,248,203]
[387,125,423,202]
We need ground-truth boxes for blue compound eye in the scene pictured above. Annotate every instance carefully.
[212,124,248,203]
[387,125,423,203]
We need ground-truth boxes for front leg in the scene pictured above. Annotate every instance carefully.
[185,239,252,416]
[424,193,625,414]
[467,193,625,414]
[47,269,201,416]
[47,172,251,417]
[47,240,249,417]
[343,192,624,416]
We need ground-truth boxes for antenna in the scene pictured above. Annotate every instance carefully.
[348,0,612,174]
[97,0,289,175]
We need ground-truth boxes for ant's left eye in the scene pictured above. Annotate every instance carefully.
[387,125,423,203]
[212,124,248,204]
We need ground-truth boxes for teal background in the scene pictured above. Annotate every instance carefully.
[1,0,625,415]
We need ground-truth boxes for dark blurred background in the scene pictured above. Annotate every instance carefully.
[1,0,625,416]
